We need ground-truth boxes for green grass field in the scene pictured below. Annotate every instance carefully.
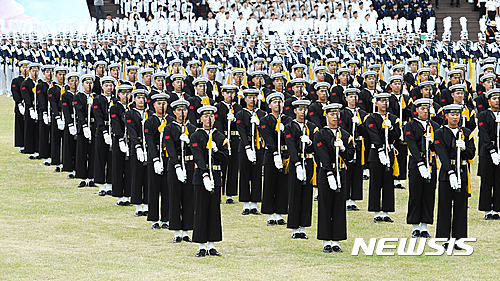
[0,95,498,280]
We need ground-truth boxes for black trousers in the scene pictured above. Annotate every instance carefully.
[238,151,263,202]
[62,128,76,172]
[345,159,363,201]
[111,137,130,197]
[222,144,239,196]
[316,170,347,241]
[94,134,112,184]
[75,133,94,179]
[168,168,195,230]
[129,152,148,205]
[38,117,51,159]
[406,167,437,224]
[23,115,38,154]
[478,156,500,212]
[192,184,222,244]
[50,117,63,165]
[287,164,314,229]
[368,161,395,212]
[261,162,289,215]
[394,141,408,181]
[436,180,468,239]
[147,161,169,222]
[14,104,24,147]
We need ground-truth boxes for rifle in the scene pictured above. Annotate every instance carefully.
[251,95,257,165]
[208,113,215,194]
[456,130,462,192]
[140,98,148,166]
[383,100,391,172]
[425,121,431,184]
[335,127,341,192]
[181,104,186,174]
[352,94,358,163]
[158,100,165,175]
[87,82,93,143]
[47,70,53,124]
[227,89,233,156]
[300,84,307,185]
[276,100,282,172]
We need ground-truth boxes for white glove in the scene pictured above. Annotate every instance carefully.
[378,150,389,166]
[435,77,441,84]
[257,93,263,101]
[352,116,360,124]
[334,139,345,152]
[492,152,500,166]
[301,135,312,145]
[296,163,306,181]
[327,173,338,191]
[227,112,235,121]
[153,160,164,174]
[43,112,50,125]
[56,116,64,130]
[376,84,383,92]
[211,141,218,152]
[203,176,214,192]
[29,108,37,120]
[175,165,187,182]
[353,79,360,88]
[18,103,25,115]
[250,115,260,125]
[456,139,465,151]
[273,153,283,169]
[426,134,434,144]
[383,119,392,130]
[245,146,256,162]
[87,97,93,105]
[449,172,459,190]
[83,125,91,139]
[495,113,500,123]
[136,147,145,162]
[418,163,431,179]
[103,131,112,145]
[276,122,284,132]
[69,123,77,135]
[119,138,128,153]
[180,133,190,144]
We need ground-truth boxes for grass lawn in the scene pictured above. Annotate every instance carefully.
[0,95,498,280]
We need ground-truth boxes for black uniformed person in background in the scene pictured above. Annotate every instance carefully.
[37,64,54,166]
[48,66,68,173]
[187,77,215,127]
[434,104,476,249]
[190,105,229,257]
[307,82,330,128]
[404,98,440,238]
[314,103,355,253]
[12,60,30,152]
[21,62,41,160]
[61,72,80,179]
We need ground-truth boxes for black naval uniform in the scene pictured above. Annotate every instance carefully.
[20,77,39,155]
[285,120,318,230]
[365,112,401,214]
[125,107,153,206]
[164,121,197,232]
[93,94,115,186]
[260,113,293,217]
[405,118,440,226]
[73,91,95,182]
[388,93,413,185]
[145,113,175,223]
[307,100,329,128]
[48,83,65,167]
[434,126,475,239]
[37,80,51,160]
[214,101,243,199]
[236,107,267,205]
[339,107,368,203]
[11,74,26,148]
[477,110,500,214]
[314,126,355,241]
[110,101,130,200]
[190,128,229,244]
[61,89,77,173]
[187,95,215,127]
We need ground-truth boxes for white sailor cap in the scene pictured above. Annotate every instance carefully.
[487,88,500,99]
[250,70,266,77]
[140,68,154,75]
[292,99,311,108]
[290,78,307,86]
[266,92,285,104]
[170,58,183,65]
[346,59,359,66]
[326,57,339,64]
[80,74,95,83]
[271,73,287,80]
[270,58,284,65]
[418,81,434,87]
[362,70,377,78]
[171,73,186,81]
[484,57,496,64]
[442,104,463,114]
[368,64,381,70]
[41,64,55,71]
[414,98,433,108]
[388,75,403,84]
[450,84,466,93]
[315,82,331,90]
[188,60,201,66]
[54,66,68,73]
[345,88,361,96]
[322,103,342,113]
[109,62,121,70]
[448,70,463,77]
[19,60,31,66]
[100,76,116,85]
[481,73,496,82]
[197,105,217,115]
[206,64,219,71]
[392,64,405,71]
[29,62,41,69]
[407,57,420,64]
[417,67,431,75]
[193,77,209,86]
[374,93,392,101]
[221,85,238,92]
[94,60,107,68]
[292,64,307,70]
[66,72,80,81]
[314,65,327,73]
[152,71,167,79]
[242,88,260,97]
[337,68,352,75]
[132,88,148,97]
[482,64,495,72]
[232,68,246,75]
[116,84,133,92]
[126,65,139,72]
[171,98,190,109]
[150,93,170,102]
[453,64,467,70]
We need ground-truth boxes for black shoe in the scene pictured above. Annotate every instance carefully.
[87,180,96,187]
[250,208,261,215]
[412,230,421,238]
[195,249,207,257]
[182,236,192,242]
[78,180,86,188]
[43,161,51,166]
[346,205,353,211]
[301,233,309,239]
[116,201,124,206]
[54,166,61,173]
[292,233,300,239]
[242,209,250,215]
[457,3,460,8]
[485,213,494,220]
[450,3,454,7]
[267,220,276,226]
[332,245,342,252]
[351,205,360,211]
[151,222,160,229]
[134,211,143,217]
[226,198,235,204]
[374,216,383,223]
[436,5,439,9]
[383,216,394,223]
[98,190,106,196]
[106,190,112,195]
[394,183,405,189]
[123,201,131,206]
[173,236,182,243]
[67,173,75,179]
[19,148,24,154]
[276,219,287,225]
[323,245,332,253]
[314,195,318,201]
[142,211,148,217]
[363,175,369,180]
[208,248,222,256]
[493,214,500,220]
[28,154,36,160]
[161,222,169,229]
[454,244,464,250]
[420,231,431,238]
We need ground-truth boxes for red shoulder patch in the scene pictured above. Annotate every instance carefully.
[261,125,266,129]
[286,134,291,138]
[368,124,373,128]
[478,104,483,108]
[48,94,52,97]
[317,142,322,147]
[126,119,131,123]
[406,131,411,135]
[339,120,342,124]
[358,100,363,103]
[165,135,170,139]
[309,112,314,115]
[111,114,116,118]
[236,120,241,124]
[332,92,336,95]
[12,85,16,88]
[267,85,271,87]
[189,106,194,109]
[94,105,98,109]
[434,140,439,144]
[73,101,77,105]
[479,122,483,126]
[192,143,198,147]
[37,90,41,93]
[166,83,170,86]
[214,114,218,118]
[285,107,289,110]
[144,129,149,133]
[62,103,67,106]
[441,99,445,102]
[22,87,25,90]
